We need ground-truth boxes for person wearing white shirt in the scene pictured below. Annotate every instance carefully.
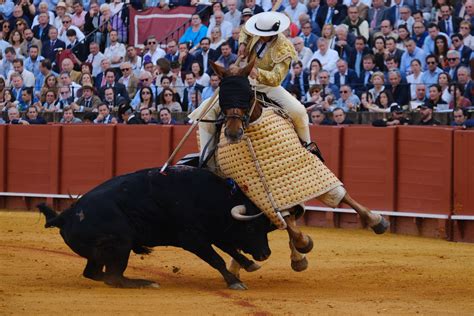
[58,17,85,46]
[53,2,71,30]
[309,38,339,76]
[206,11,233,40]
[224,0,241,28]
[7,59,35,88]
[406,59,424,100]
[292,37,312,71]
[31,2,55,28]
[284,0,307,28]
[0,32,10,56]
[143,36,166,65]
[125,45,143,78]
[103,30,126,69]
[85,42,105,77]
[257,0,272,11]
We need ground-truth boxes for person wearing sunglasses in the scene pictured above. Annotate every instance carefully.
[421,54,443,87]
[334,85,360,112]
[445,50,462,82]
[143,35,165,65]
[118,62,139,100]
[58,16,85,47]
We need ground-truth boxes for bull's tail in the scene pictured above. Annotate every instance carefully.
[37,203,65,228]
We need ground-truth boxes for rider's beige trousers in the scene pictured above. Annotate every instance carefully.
[189,84,311,156]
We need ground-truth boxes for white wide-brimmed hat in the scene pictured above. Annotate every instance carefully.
[245,12,290,37]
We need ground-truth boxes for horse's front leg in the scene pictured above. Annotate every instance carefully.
[342,193,390,234]
[284,212,313,254]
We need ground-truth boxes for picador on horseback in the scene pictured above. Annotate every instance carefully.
[188,11,390,273]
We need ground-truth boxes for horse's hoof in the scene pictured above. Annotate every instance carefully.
[291,257,308,272]
[228,282,248,290]
[244,262,261,272]
[295,235,313,254]
[371,216,390,234]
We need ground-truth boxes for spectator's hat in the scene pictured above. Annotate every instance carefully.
[57,1,67,8]
[389,103,403,113]
[417,103,434,110]
[242,8,253,17]
[245,12,290,37]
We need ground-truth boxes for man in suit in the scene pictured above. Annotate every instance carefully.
[451,33,472,66]
[384,0,415,28]
[65,29,87,62]
[119,104,143,125]
[385,37,404,65]
[182,71,204,112]
[118,62,139,100]
[282,61,309,102]
[244,0,264,15]
[356,54,376,95]
[438,4,461,36]
[193,37,218,75]
[32,13,51,43]
[388,69,410,106]
[20,28,42,57]
[316,0,347,30]
[334,59,358,90]
[41,27,66,67]
[71,84,102,112]
[99,68,129,102]
[94,58,112,90]
[348,36,371,77]
[299,21,318,52]
[368,0,388,33]
[227,27,240,55]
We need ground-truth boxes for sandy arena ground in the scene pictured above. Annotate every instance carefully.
[1,211,473,315]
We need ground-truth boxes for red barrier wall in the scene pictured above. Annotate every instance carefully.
[341,126,396,211]
[397,126,453,214]
[170,125,199,164]
[0,125,6,192]
[453,130,474,216]
[115,125,172,176]
[7,125,61,194]
[60,125,115,194]
[310,126,342,177]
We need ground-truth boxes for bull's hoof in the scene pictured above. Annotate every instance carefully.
[291,257,308,272]
[371,216,390,235]
[228,282,248,290]
[244,262,261,273]
[295,236,314,254]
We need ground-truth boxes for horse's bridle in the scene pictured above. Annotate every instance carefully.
[222,88,258,130]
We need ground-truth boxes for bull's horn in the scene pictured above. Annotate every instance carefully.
[231,205,263,221]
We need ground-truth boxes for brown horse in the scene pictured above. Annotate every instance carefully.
[209,60,389,272]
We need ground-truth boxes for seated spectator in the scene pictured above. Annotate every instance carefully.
[71,84,101,112]
[93,103,117,124]
[368,71,386,101]
[318,70,339,99]
[299,21,318,53]
[310,38,338,75]
[451,107,469,127]
[224,0,241,28]
[118,104,143,124]
[79,72,94,89]
[137,86,156,111]
[332,107,354,125]
[410,84,428,110]
[24,105,47,124]
[140,108,159,124]
[157,87,182,112]
[59,71,81,100]
[65,29,87,63]
[57,85,76,110]
[216,42,237,70]
[304,85,325,112]
[19,88,39,111]
[201,74,220,100]
[293,37,313,72]
[359,91,374,112]
[99,68,129,102]
[191,61,210,87]
[7,107,29,125]
[417,103,440,125]
[373,90,395,112]
[451,33,472,66]
[131,71,157,109]
[372,104,411,127]
[459,21,474,50]
[187,90,201,113]
[227,27,240,55]
[193,37,219,75]
[310,108,335,126]
[60,106,83,124]
[59,15,85,47]
[179,14,208,50]
[343,5,369,41]
[21,30,42,61]
[176,42,195,72]
[42,89,60,112]
[170,61,185,99]
[457,67,474,103]
[118,62,139,100]
[427,84,449,111]
[9,59,35,88]
[9,30,24,58]
[61,58,82,84]
[388,70,410,106]
[0,89,17,112]
[407,59,424,101]
[164,40,179,62]
[104,30,126,69]
[182,72,204,112]
[334,59,358,90]
[207,11,232,40]
[449,84,472,109]
[437,72,452,104]
[125,45,142,78]
[102,86,126,111]
[39,74,59,103]
[157,76,181,105]
[335,85,361,112]
[283,61,309,102]
[158,107,176,125]
[10,72,25,103]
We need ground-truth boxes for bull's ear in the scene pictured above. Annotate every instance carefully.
[210,61,227,79]
[240,55,256,77]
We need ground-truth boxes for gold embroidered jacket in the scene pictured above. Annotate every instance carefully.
[239,27,297,87]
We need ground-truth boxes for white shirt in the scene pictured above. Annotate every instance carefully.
[104,42,126,68]
[298,47,313,71]
[407,72,424,100]
[59,25,85,46]
[54,13,73,30]
[207,20,234,40]
[31,11,55,28]
[7,69,35,88]
[143,48,166,65]
[224,10,242,28]
[310,48,339,75]
[284,3,307,28]
[86,52,105,77]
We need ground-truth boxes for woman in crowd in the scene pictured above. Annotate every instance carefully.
[307,59,322,86]
[138,86,156,111]
[80,73,93,87]
[407,59,424,101]
[373,36,386,72]
[14,18,28,34]
[209,27,225,51]
[191,61,210,87]
[396,25,411,50]
[81,63,93,76]
[157,87,182,112]
[321,24,336,49]
[448,84,472,109]
[2,22,11,41]
[374,90,395,112]
[359,91,374,112]
[42,90,60,112]
[437,72,452,104]
[434,35,449,69]
[304,85,325,112]
[9,30,24,57]
[0,89,16,112]
[39,74,59,103]
[368,72,386,101]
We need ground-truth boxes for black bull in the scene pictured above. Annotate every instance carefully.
[39,166,275,290]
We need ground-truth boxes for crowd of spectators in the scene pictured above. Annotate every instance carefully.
[0,0,473,127]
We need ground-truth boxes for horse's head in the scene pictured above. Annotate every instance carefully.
[211,58,256,143]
